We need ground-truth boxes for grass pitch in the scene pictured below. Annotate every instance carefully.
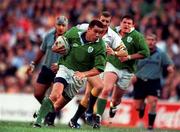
[0,121,179,132]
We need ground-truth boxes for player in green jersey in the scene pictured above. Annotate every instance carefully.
[33,19,106,128]
[26,15,68,126]
[69,11,128,128]
[94,15,150,128]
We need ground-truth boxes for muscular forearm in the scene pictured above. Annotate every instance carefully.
[33,50,45,65]
[114,50,128,57]
[130,53,145,60]
[83,68,101,77]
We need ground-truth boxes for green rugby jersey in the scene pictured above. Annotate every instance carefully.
[107,27,150,73]
[58,27,106,72]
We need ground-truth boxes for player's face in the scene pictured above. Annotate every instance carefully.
[99,16,111,29]
[87,25,104,42]
[120,18,134,33]
[146,36,156,50]
[55,24,68,35]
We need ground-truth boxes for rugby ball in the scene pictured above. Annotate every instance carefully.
[56,36,70,55]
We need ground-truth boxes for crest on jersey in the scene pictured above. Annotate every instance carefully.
[127,36,132,43]
[88,46,94,53]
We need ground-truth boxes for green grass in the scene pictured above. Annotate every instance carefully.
[0,121,179,132]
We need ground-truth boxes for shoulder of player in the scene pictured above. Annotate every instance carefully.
[107,27,119,37]
[127,29,146,42]
[45,28,56,36]
[65,26,80,37]
[156,47,167,55]
[105,27,121,43]
[76,23,89,30]
[42,28,55,41]
[130,29,143,37]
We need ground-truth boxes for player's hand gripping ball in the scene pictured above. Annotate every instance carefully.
[55,36,70,55]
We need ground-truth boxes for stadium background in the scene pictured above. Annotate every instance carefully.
[0,0,180,131]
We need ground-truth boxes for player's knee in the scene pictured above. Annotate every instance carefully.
[148,98,158,106]
[149,101,157,111]
[101,91,109,98]
[94,83,103,91]
[100,88,110,98]
[49,93,60,103]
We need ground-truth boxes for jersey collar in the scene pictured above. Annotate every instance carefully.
[78,30,100,45]
[115,26,135,38]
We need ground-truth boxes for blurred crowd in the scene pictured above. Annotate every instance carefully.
[0,0,180,101]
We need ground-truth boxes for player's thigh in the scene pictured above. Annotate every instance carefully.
[34,82,49,96]
[87,75,103,89]
[104,72,117,89]
[100,72,117,98]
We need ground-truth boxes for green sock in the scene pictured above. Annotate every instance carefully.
[35,97,54,125]
[97,98,107,116]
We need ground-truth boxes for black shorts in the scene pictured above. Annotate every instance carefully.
[36,65,55,85]
[133,77,161,99]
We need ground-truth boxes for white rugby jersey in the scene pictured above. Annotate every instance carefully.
[76,23,125,50]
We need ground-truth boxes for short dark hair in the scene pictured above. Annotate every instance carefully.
[89,19,104,29]
[121,14,134,23]
[101,11,111,18]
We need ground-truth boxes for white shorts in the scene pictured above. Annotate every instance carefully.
[104,62,134,90]
[55,65,86,99]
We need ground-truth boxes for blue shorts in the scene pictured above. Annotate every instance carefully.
[133,77,161,99]
[37,65,55,85]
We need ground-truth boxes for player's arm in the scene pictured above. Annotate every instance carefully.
[107,30,128,57]
[110,44,128,57]
[121,33,150,62]
[134,33,150,59]
[26,35,47,75]
[161,51,175,77]
[74,68,101,80]
[106,45,128,57]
